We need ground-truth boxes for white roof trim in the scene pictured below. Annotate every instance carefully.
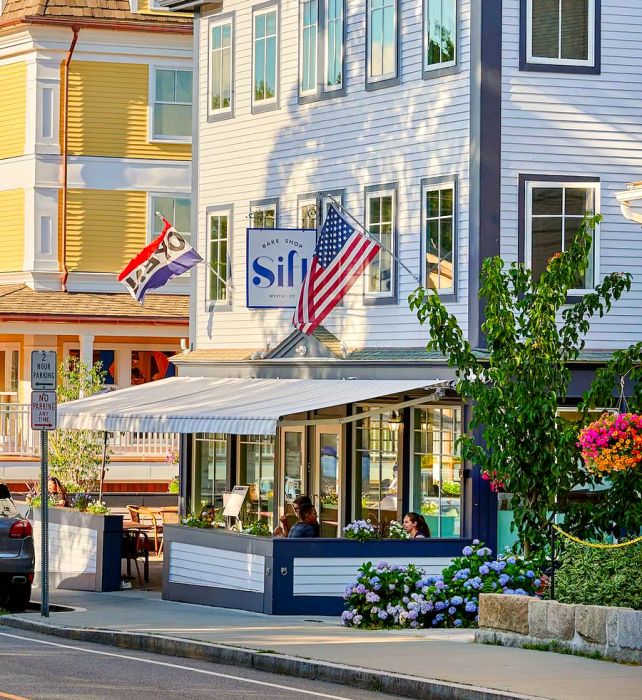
[57,377,449,435]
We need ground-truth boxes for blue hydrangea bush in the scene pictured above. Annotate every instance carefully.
[341,541,542,629]
[342,519,378,541]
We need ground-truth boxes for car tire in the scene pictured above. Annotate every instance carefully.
[6,584,31,612]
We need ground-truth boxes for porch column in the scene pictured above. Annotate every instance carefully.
[78,333,94,369]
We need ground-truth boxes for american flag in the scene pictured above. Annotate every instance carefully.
[293,204,381,334]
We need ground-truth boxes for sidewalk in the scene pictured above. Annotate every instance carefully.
[3,588,642,700]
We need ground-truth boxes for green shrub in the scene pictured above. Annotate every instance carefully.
[555,541,642,610]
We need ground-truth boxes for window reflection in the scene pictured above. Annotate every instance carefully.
[412,406,462,537]
[239,435,275,528]
[355,407,400,526]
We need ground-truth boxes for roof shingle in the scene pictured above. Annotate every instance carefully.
[1,0,193,27]
[0,285,188,322]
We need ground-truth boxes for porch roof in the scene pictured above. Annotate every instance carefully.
[57,376,449,435]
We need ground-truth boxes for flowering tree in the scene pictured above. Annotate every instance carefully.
[49,359,109,493]
[409,215,633,554]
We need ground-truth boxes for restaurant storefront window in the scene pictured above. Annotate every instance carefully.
[354,407,400,526]
[239,435,275,529]
[282,428,305,505]
[191,433,228,515]
[412,405,462,537]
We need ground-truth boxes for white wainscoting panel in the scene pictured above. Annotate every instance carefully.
[169,542,265,593]
[293,557,452,597]
[33,522,97,575]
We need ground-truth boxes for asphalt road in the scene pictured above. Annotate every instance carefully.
[0,628,402,700]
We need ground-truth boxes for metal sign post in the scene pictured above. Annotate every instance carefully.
[30,351,57,619]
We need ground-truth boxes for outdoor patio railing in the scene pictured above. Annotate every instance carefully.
[0,403,179,458]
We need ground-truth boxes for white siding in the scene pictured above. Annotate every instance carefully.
[501,0,642,348]
[168,541,265,592]
[293,556,451,596]
[196,0,471,350]
[33,521,97,575]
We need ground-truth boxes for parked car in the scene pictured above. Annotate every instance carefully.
[0,484,34,611]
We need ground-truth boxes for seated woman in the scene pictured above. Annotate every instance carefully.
[47,477,68,507]
[403,511,430,538]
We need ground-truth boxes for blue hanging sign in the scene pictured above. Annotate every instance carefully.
[246,228,316,309]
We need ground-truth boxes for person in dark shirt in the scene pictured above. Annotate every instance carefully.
[276,495,321,537]
[287,503,319,538]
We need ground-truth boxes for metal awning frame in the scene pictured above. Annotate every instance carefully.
[278,385,452,427]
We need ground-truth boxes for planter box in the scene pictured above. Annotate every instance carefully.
[162,526,470,615]
[476,593,642,664]
[31,507,124,592]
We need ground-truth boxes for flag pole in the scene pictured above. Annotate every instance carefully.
[154,212,234,291]
[322,194,421,285]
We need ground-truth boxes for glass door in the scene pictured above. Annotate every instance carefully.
[314,426,341,537]
[281,428,306,515]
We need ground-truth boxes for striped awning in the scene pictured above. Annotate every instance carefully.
[56,376,448,435]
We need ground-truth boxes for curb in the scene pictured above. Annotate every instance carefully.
[0,616,545,700]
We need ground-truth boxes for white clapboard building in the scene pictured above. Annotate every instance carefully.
[136,0,642,575]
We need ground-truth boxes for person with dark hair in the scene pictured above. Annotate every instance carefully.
[403,511,431,538]
[47,477,68,507]
[287,503,319,538]
[0,483,10,500]
[275,495,320,537]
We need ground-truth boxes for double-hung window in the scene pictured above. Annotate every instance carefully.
[299,197,317,229]
[525,181,599,290]
[151,195,191,244]
[250,200,278,229]
[208,209,231,303]
[423,180,456,297]
[325,0,344,91]
[209,18,233,117]
[300,1,318,96]
[365,187,396,301]
[299,0,345,99]
[253,7,278,108]
[526,0,596,69]
[367,0,398,86]
[424,0,457,74]
[152,68,192,140]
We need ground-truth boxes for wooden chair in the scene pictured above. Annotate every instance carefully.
[158,508,180,555]
[137,506,162,554]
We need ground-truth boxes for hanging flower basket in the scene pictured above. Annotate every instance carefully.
[577,412,642,474]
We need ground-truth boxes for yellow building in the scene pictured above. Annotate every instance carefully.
[0,0,193,473]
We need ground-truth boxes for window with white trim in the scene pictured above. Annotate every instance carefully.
[208,210,230,303]
[152,68,192,140]
[424,0,457,71]
[527,0,595,66]
[0,347,19,397]
[325,0,344,90]
[300,0,318,96]
[300,198,317,229]
[526,181,598,289]
[251,203,277,229]
[367,0,397,83]
[253,7,278,105]
[151,195,191,244]
[365,190,395,297]
[423,182,455,295]
[209,19,233,115]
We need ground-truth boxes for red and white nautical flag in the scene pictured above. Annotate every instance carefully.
[118,216,202,304]
[293,204,381,335]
